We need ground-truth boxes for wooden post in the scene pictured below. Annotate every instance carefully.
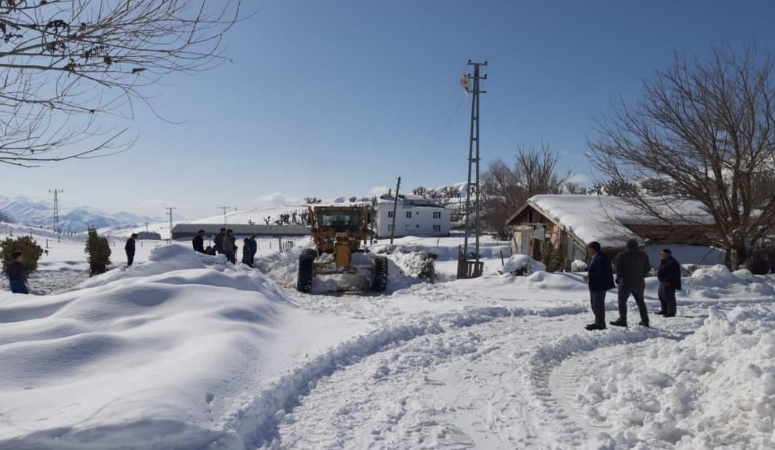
[500,250,504,267]
[390,177,401,244]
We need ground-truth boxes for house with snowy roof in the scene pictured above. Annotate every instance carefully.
[506,195,722,270]
[375,194,451,238]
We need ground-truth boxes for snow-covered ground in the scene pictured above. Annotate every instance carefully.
[0,233,773,449]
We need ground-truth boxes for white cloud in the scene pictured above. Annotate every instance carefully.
[253,192,303,206]
[567,173,591,185]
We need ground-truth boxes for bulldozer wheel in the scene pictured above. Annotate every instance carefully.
[372,256,388,292]
[297,252,314,293]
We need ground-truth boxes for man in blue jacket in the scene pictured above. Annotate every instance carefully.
[583,241,615,331]
[657,248,681,317]
[7,251,29,294]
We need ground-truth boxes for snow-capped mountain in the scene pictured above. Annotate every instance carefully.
[0,194,160,232]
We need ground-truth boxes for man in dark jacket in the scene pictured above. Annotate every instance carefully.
[611,239,651,328]
[213,228,226,254]
[249,236,258,260]
[7,251,28,294]
[657,249,681,317]
[192,230,206,254]
[583,241,615,330]
[125,233,137,267]
[223,229,236,264]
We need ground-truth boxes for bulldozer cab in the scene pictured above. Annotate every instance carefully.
[296,205,388,294]
[309,206,370,258]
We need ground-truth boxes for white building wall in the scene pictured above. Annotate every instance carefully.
[375,202,451,238]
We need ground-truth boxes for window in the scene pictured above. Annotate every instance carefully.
[406,211,412,219]
[433,212,442,219]
[387,225,393,231]
[433,225,441,232]
[388,211,394,218]
[318,210,360,228]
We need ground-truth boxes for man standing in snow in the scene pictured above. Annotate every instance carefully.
[611,239,651,328]
[583,241,614,331]
[223,229,236,264]
[657,249,681,317]
[249,236,258,260]
[7,251,29,294]
[213,228,226,254]
[192,230,206,254]
[125,233,137,267]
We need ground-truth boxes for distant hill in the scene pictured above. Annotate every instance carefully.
[0,194,160,233]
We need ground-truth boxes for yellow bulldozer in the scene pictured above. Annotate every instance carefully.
[296,205,388,293]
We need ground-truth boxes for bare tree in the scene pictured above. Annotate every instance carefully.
[481,144,571,238]
[412,186,428,197]
[0,0,246,166]
[589,44,775,268]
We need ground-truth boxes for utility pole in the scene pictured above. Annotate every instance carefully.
[218,206,231,225]
[145,222,149,233]
[461,60,487,274]
[389,177,401,244]
[166,207,176,242]
[49,189,63,241]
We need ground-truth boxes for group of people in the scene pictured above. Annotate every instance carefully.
[584,238,682,331]
[193,228,258,266]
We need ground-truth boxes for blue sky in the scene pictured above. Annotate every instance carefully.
[3,0,774,219]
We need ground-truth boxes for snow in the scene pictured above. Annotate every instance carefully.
[502,254,546,274]
[0,243,369,449]
[0,231,773,449]
[529,195,714,249]
[571,259,588,272]
[578,305,775,449]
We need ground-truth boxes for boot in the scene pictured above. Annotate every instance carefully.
[639,321,650,328]
[609,318,628,328]
[585,323,606,331]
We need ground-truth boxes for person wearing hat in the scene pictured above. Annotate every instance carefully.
[192,230,206,254]
[657,248,681,317]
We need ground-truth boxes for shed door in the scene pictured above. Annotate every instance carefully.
[520,230,530,255]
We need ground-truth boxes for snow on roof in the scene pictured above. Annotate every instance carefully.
[525,195,713,249]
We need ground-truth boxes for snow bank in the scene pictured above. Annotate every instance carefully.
[684,264,775,299]
[503,254,546,275]
[0,244,367,449]
[580,306,775,449]
[571,259,588,272]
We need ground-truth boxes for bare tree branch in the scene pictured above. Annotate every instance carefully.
[0,0,248,166]
[589,43,775,268]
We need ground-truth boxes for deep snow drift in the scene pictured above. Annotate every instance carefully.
[0,244,369,449]
[1,235,774,449]
[580,305,775,449]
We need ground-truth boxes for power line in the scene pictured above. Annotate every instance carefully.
[166,206,176,242]
[218,206,231,225]
[48,189,63,234]
[462,60,487,277]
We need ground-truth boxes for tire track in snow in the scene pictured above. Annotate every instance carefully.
[218,304,588,449]
[521,309,710,448]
